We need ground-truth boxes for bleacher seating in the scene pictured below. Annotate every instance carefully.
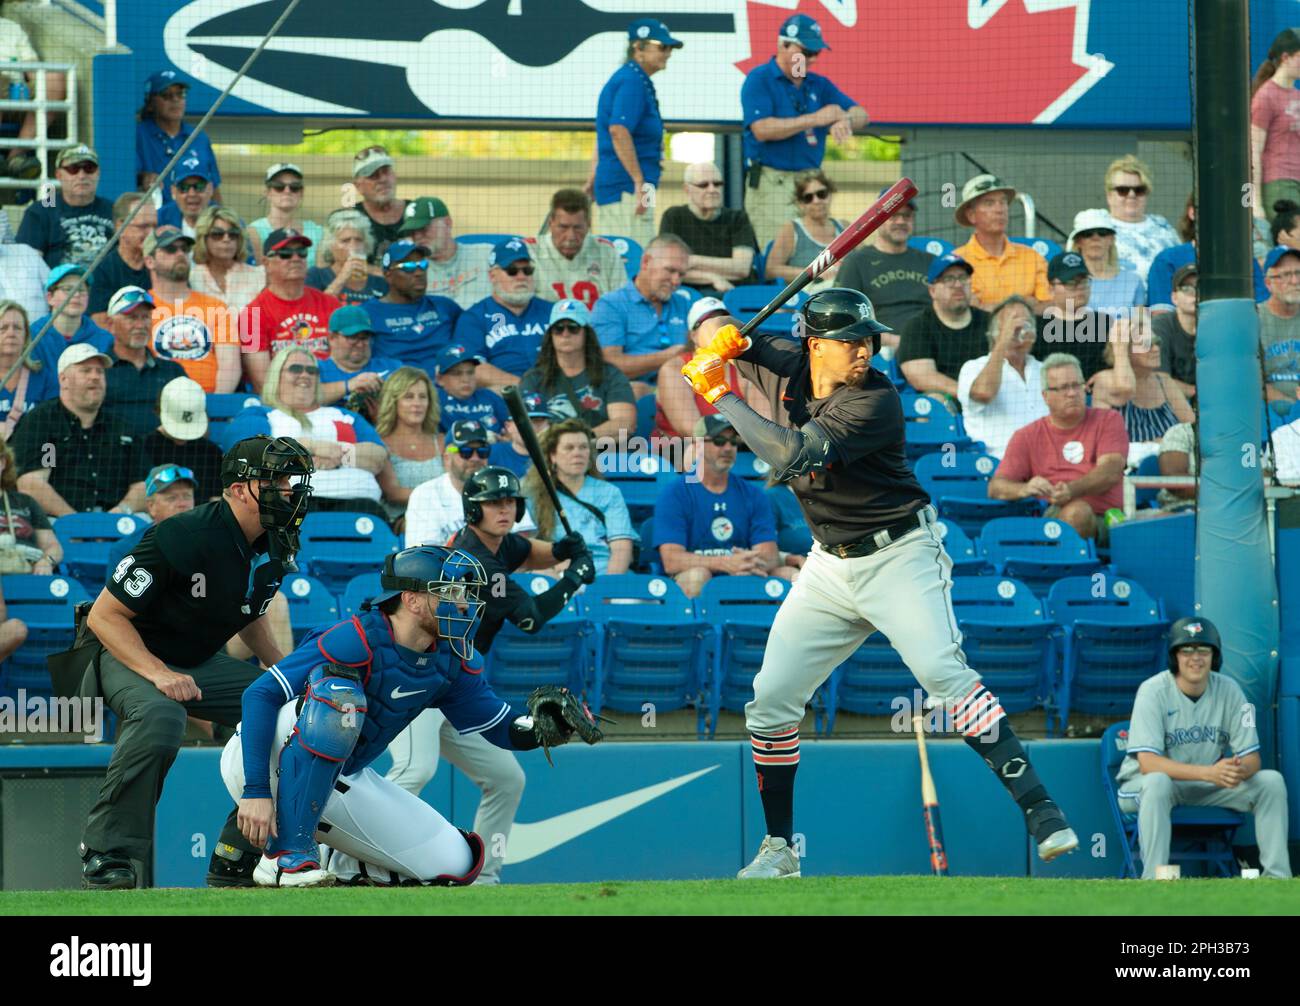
[281,574,340,644]
[1047,577,1167,730]
[913,451,1037,536]
[908,235,955,257]
[1110,512,1194,621]
[935,519,989,575]
[600,235,642,278]
[457,233,516,246]
[949,576,1055,719]
[483,574,591,704]
[340,572,382,618]
[53,512,149,596]
[603,454,671,525]
[297,513,400,596]
[979,517,1101,597]
[206,393,262,442]
[695,577,790,736]
[1132,452,1163,509]
[0,575,91,698]
[723,284,807,338]
[731,452,773,482]
[830,631,916,719]
[902,409,971,461]
[1011,236,1064,260]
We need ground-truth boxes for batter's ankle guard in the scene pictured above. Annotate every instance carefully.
[964,727,1049,811]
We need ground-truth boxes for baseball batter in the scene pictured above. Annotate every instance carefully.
[683,288,1078,878]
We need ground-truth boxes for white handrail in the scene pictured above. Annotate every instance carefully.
[0,61,79,191]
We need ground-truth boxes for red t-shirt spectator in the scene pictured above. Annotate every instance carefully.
[995,408,1129,513]
[239,287,341,359]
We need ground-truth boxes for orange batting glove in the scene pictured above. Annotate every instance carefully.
[681,351,732,405]
[702,323,750,361]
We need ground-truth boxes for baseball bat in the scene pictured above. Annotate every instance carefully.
[738,176,919,340]
[912,714,949,877]
[501,386,574,536]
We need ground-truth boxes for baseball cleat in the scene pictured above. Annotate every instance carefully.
[254,851,335,888]
[1037,826,1080,862]
[737,836,801,879]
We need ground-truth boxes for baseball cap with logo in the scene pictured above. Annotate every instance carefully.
[57,342,112,376]
[448,419,492,451]
[381,240,429,270]
[1048,252,1090,283]
[780,13,828,52]
[142,225,193,258]
[693,414,737,439]
[926,253,974,284]
[56,144,99,170]
[328,305,373,337]
[548,299,591,330]
[688,296,730,331]
[627,18,683,48]
[353,146,395,179]
[521,391,553,419]
[145,463,197,498]
[435,344,485,376]
[45,263,87,291]
[264,227,312,253]
[107,286,156,317]
[398,196,451,234]
[159,376,209,441]
[170,155,214,186]
[489,238,531,269]
[264,162,303,184]
[145,69,185,98]
[955,174,1017,228]
[1264,245,1300,273]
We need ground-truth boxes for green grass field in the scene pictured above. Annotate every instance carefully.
[2,876,1295,915]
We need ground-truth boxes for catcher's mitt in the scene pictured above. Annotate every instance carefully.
[526,686,607,765]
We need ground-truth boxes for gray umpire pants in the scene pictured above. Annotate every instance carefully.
[82,649,261,862]
[1119,770,1292,879]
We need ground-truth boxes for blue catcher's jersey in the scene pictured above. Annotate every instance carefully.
[240,609,513,798]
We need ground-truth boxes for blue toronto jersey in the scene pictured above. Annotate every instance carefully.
[239,609,516,798]
[362,296,462,375]
[437,386,509,434]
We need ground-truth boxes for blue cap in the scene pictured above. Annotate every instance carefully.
[328,305,373,337]
[145,69,186,98]
[435,344,485,376]
[628,18,683,48]
[45,262,87,291]
[548,299,591,329]
[1264,245,1300,274]
[779,13,829,52]
[926,253,974,284]
[381,240,429,269]
[521,391,553,419]
[489,237,532,269]
[449,419,491,450]
[146,463,196,498]
[170,153,214,186]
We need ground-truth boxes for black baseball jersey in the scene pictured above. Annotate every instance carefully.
[105,500,287,668]
[734,336,928,546]
[450,526,533,655]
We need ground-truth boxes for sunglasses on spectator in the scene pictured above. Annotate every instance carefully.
[453,445,492,459]
[799,189,831,204]
[1111,185,1148,197]
[285,363,319,376]
[1074,230,1112,241]
[689,180,724,189]
[1045,381,1085,394]
[711,434,743,447]
[61,162,98,176]
[175,180,209,194]
[336,330,372,340]
[504,264,535,277]
[550,321,584,335]
[393,259,428,273]
[268,182,304,193]
[207,228,240,241]
[269,247,310,259]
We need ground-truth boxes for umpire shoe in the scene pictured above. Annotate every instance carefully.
[737,836,801,879]
[81,849,137,891]
[254,851,335,888]
[1027,801,1079,862]
[206,842,258,888]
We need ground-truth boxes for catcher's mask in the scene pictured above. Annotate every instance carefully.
[220,435,314,567]
[368,546,488,660]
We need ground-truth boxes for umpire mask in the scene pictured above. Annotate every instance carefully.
[221,435,315,569]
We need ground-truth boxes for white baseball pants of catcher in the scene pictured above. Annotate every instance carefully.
[745,507,985,733]
[220,701,473,883]
[386,708,525,881]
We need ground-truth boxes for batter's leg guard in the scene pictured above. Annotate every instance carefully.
[265,665,367,873]
[750,726,800,843]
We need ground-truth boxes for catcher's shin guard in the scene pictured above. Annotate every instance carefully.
[429,830,486,886]
[266,665,366,861]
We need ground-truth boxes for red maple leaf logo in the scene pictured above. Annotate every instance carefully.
[737,1,1105,125]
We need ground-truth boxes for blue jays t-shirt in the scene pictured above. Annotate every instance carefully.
[594,60,663,205]
[437,386,509,434]
[318,354,404,386]
[136,120,221,206]
[652,474,778,555]
[488,442,531,478]
[361,296,461,376]
[741,59,856,171]
[453,296,551,377]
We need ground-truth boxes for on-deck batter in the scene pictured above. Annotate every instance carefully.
[682,287,1079,878]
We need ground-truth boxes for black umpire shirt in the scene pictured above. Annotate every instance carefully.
[10,398,144,511]
[734,336,928,547]
[105,500,286,668]
[450,525,533,655]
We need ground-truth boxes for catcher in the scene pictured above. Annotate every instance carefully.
[219,544,602,887]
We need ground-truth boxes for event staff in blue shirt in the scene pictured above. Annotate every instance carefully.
[741,13,867,252]
[589,18,682,247]
[135,70,221,204]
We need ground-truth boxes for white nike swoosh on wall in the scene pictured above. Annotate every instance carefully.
[505,765,719,864]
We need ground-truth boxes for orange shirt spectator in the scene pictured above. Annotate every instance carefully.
[150,289,237,393]
[953,174,1050,311]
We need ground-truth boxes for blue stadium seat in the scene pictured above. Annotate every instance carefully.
[731,452,774,482]
[978,517,1101,597]
[1133,452,1163,509]
[872,350,907,389]
[281,574,340,644]
[934,519,990,575]
[695,577,792,736]
[1110,512,1194,621]
[599,235,642,278]
[634,394,657,441]
[206,393,262,435]
[457,233,516,247]
[1100,721,1243,878]
[909,235,955,257]
[581,574,712,734]
[635,517,662,574]
[297,513,399,596]
[53,512,150,596]
[949,576,1055,721]
[340,572,382,618]
[830,629,915,719]
[1046,577,1167,730]
[913,451,1037,537]
[723,284,807,338]
[1011,236,1064,261]
[0,575,91,696]
[902,409,971,461]
[602,453,670,525]
[483,574,591,704]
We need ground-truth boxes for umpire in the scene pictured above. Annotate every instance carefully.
[76,435,313,889]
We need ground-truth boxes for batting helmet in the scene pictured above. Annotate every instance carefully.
[368,545,488,659]
[462,466,526,525]
[797,288,893,355]
[1167,616,1222,672]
